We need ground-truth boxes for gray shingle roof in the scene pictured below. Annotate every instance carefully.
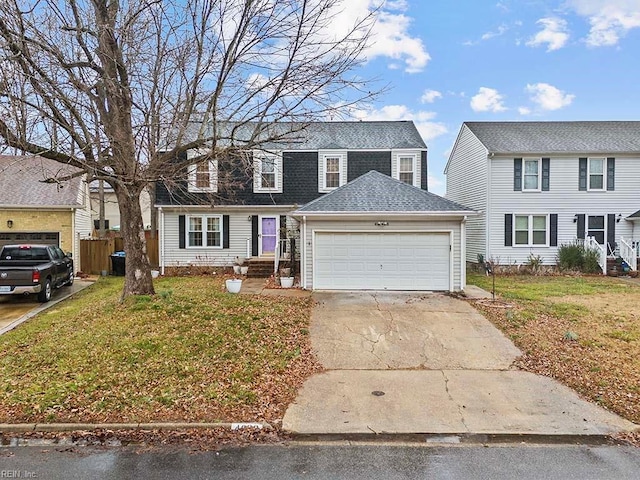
[0,155,84,207]
[465,121,640,154]
[295,171,473,213]
[628,210,640,219]
[174,121,427,150]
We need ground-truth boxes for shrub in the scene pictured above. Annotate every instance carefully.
[557,241,602,273]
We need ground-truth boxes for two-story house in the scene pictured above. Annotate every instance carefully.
[156,121,474,291]
[445,121,640,271]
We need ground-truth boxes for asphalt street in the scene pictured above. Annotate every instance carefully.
[1,444,640,479]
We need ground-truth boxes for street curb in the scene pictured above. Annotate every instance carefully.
[0,422,272,433]
[285,432,623,446]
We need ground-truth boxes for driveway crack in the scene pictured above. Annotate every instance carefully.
[441,370,469,432]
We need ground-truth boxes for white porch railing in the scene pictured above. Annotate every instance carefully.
[619,237,637,271]
[585,236,607,275]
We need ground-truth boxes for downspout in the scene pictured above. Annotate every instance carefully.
[302,215,307,289]
[71,207,77,273]
[486,152,493,262]
[461,216,467,290]
[159,207,165,275]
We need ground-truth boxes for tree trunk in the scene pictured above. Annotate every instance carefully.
[98,180,106,238]
[114,184,155,298]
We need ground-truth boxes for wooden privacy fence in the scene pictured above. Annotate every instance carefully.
[80,236,159,275]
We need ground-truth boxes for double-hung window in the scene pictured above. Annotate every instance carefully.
[588,158,605,190]
[319,151,346,192]
[399,156,415,185]
[188,158,218,193]
[514,215,547,246]
[187,215,222,248]
[325,157,340,188]
[254,151,282,193]
[523,158,540,191]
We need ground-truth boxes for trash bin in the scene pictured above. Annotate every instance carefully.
[110,251,126,276]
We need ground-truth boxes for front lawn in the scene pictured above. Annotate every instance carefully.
[0,276,320,423]
[468,274,640,425]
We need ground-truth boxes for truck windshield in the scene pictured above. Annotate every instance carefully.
[0,247,50,261]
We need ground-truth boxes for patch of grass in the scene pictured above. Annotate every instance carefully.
[468,273,640,424]
[0,276,320,423]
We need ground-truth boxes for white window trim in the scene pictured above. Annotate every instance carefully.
[187,149,218,193]
[392,150,420,187]
[318,150,346,193]
[186,214,223,249]
[513,214,549,247]
[254,151,282,193]
[522,158,541,192]
[587,157,606,191]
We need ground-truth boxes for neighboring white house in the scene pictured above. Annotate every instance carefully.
[89,181,153,231]
[445,121,640,270]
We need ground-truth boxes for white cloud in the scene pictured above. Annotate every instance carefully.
[518,106,532,115]
[568,0,640,46]
[350,104,448,142]
[525,83,575,110]
[420,89,442,103]
[470,87,507,113]
[526,17,570,51]
[481,24,509,41]
[331,0,430,73]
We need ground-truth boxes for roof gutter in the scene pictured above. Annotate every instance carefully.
[291,210,477,217]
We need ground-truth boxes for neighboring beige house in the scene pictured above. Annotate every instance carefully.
[89,181,153,231]
[0,155,93,271]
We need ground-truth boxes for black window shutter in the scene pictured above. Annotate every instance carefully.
[504,214,513,246]
[550,214,558,246]
[576,214,586,239]
[607,158,615,191]
[578,158,587,191]
[251,215,258,257]
[223,215,230,249]
[607,214,616,253]
[178,215,186,249]
[513,158,522,191]
[542,158,550,191]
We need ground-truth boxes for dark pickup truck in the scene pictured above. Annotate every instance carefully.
[0,244,74,302]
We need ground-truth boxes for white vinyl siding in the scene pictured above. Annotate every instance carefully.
[445,125,488,263]
[161,209,291,267]
[318,150,347,192]
[391,149,421,187]
[74,179,94,272]
[303,218,463,291]
[487,155,638,265]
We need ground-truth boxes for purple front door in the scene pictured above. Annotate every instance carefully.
[260,217,277,256]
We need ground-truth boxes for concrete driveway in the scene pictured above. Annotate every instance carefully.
[0,280,93,335]
[311,291,520,370]
[283,291,638,439]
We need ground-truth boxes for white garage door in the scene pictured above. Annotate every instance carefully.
[314,232,451,291]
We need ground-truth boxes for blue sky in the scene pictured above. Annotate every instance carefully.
[342,0,640,195]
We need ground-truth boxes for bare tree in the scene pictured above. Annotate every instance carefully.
[0,0,378,298]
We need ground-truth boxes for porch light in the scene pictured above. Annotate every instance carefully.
[6,220,13,228]
[617,214,622,223]
[573,214,578,223]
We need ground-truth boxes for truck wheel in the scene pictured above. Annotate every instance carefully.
[38,279,52,303]
[65,272,74,287]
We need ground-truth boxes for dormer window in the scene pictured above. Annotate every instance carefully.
[318,150,346,192]
[187,150,217,193]
[253,151,282,193]
[392,150,420,187]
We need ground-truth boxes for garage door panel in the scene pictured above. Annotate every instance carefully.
[314,232,450,291]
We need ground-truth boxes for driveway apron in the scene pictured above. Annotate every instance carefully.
[283,291,637,438]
